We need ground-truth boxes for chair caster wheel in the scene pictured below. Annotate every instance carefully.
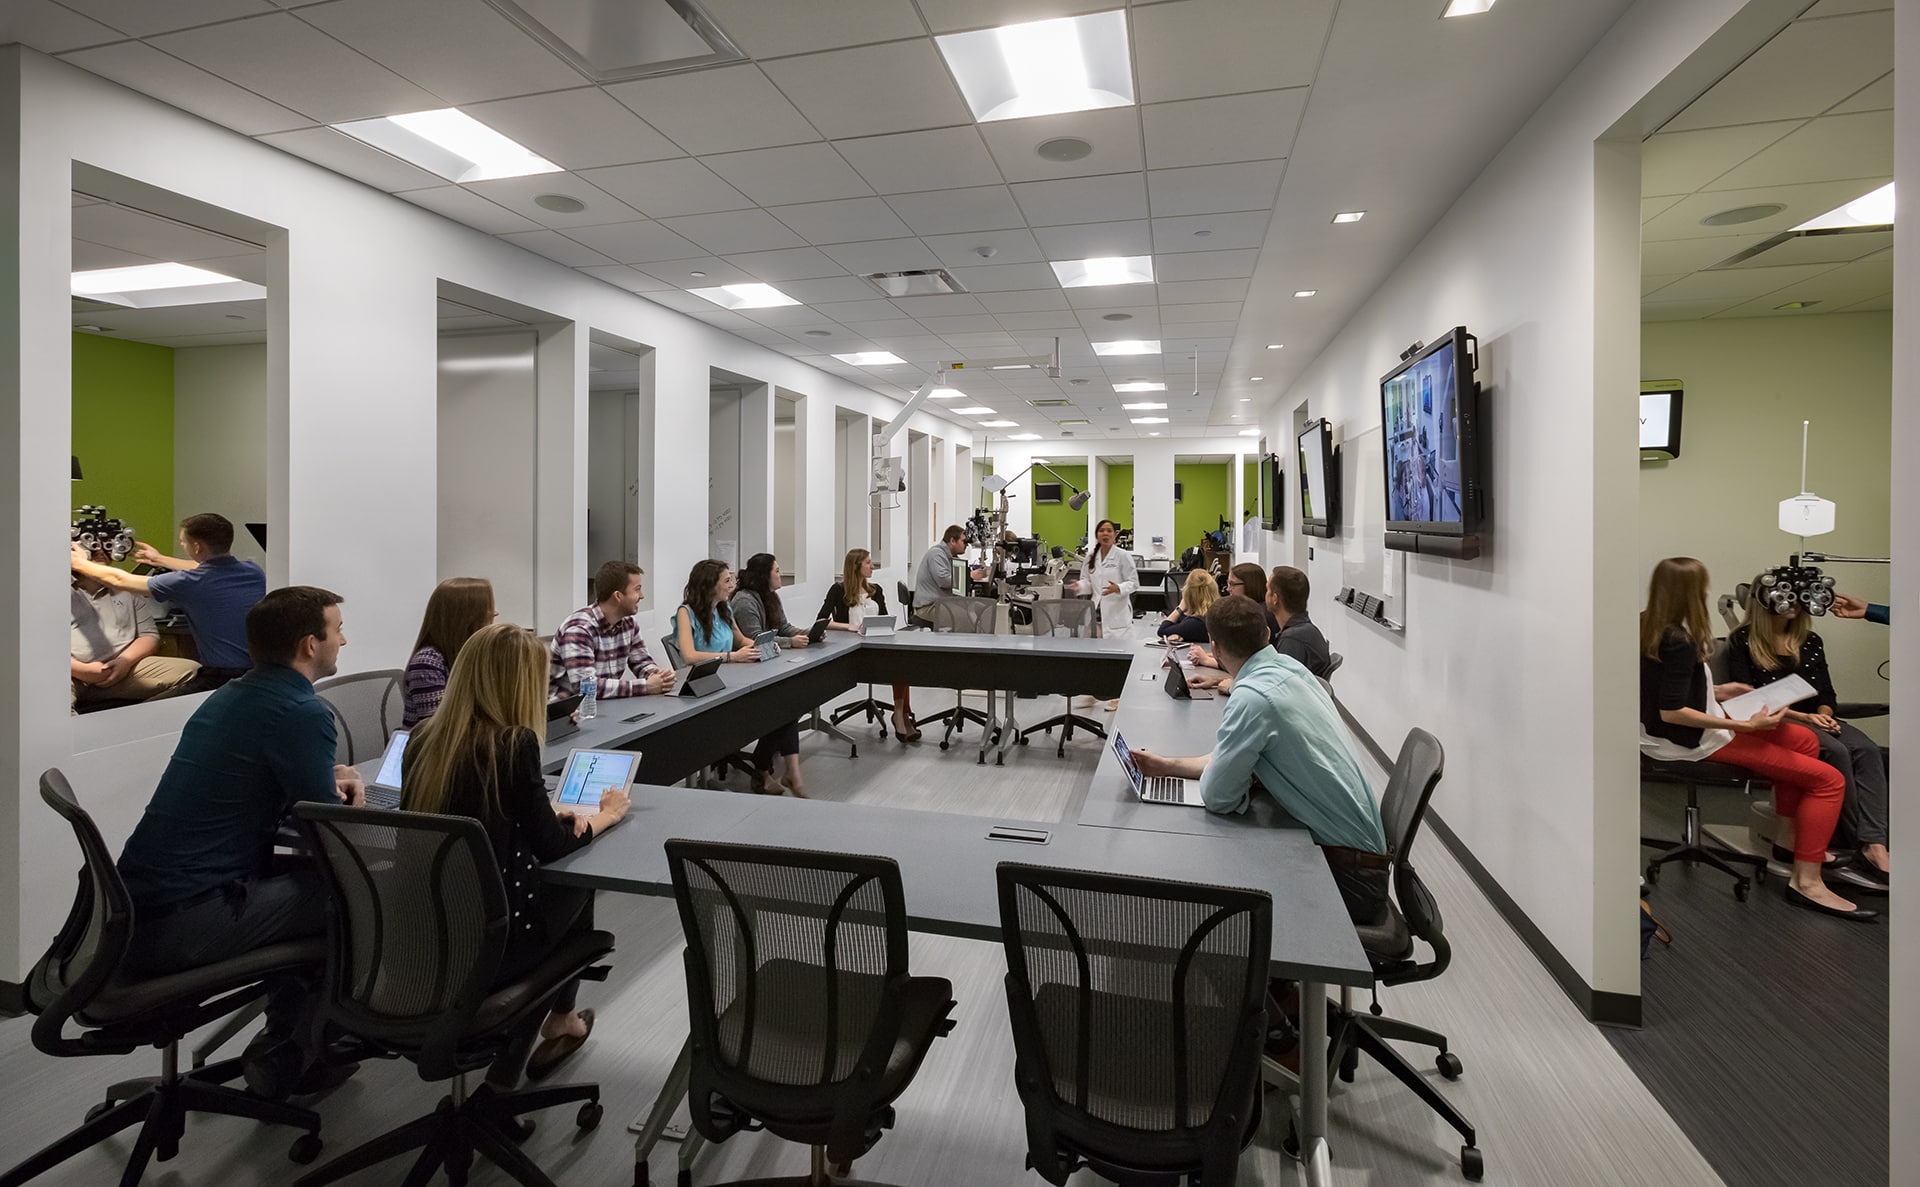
[1018,736,1029,746]
[1644,862,1660,885]
[1437,1051,1463,1080]
[577,1101,604,1130]
[1733,879,1750,902]
[1753,865,1767,885]
[85,1099,116,1124]
[677,1170,692,1187]
[939,741,950,751]
[1461,1144,1484,1180]
[635,1160,649,1187]
[289,1133,323,1165]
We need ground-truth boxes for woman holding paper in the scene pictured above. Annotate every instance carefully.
[1639,558,1869,921]
[1727,585,1890,886]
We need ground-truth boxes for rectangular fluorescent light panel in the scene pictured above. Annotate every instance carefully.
[1113,381,1166,393]
[936,10,1134,123]
[1130,416,1169,424]
[990,363,1033,370]
[1794,182,1894,231]
[1442,0,1496,15]
[1121,402,1167,410]
[930,388,966,398]
[1008,433,1042,440]
[1093,339,1160,356]
[979,420,1018,428]
[70,262,267,308]
[1292,290,1318,298]
[1332,211,1366,223]
[1238,428,1260,436]
[1050,255,1154,287]
[832,352,905,366]
[949,406,996,415]
[333,108,561,183]
[687,283,799,310]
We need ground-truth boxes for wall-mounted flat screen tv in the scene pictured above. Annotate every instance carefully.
[1034,481,1063,504]
[1640,389,1682,458]
[1297,420,1337,538]
[1379,327,1482,538]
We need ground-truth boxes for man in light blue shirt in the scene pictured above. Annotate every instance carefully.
[1133,594,1387,921]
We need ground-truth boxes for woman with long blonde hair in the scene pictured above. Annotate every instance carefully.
[404,623,630,1093]
[1157,569,1219,644]
[1637,558,1869,921]
[818,548,918,741]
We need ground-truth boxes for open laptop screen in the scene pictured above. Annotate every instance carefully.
[373,729,410,791]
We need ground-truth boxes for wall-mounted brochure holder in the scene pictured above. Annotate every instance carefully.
[1336,585,1404,633]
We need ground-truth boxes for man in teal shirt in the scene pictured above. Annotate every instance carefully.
[1132,594,1388,923]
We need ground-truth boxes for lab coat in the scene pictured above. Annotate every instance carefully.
[1081,545,1138,638]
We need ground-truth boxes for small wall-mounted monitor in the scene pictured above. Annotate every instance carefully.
[1297,420,1339,538]
[1173,481,1184,503]
[1259,453,1282,531]
[1640,389,1683,459]
[1034,481,1063,504]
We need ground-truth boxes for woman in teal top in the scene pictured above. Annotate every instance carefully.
[674,560,805,796]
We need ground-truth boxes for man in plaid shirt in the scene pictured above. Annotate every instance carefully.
[549,561,676,700]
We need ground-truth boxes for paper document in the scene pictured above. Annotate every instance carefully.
[1719,674,1817,721]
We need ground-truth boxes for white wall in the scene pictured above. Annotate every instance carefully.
[438,331,538,625]
[1888,1,1916,1178]
[707,388,742,567]
[0,47,974,976]
[1639,312,1892,741]
[172,342,268,569]
[587,388,641,579]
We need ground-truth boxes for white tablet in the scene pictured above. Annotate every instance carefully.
[551,748,640,810]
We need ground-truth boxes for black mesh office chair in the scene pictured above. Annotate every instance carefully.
[827,584,912,739]
[665,839,956,1186]
[1324,652,1344,681]
[0,770,325,1187]
[314,669,404,764]
[289,804,613,1187]
[995,863,1270,1186]
[1320,729,1482,1181]
[1017,599,1108,756]
[661,633,761,786]
[916,598,998,750]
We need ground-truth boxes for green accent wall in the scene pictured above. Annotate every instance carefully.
[1104,463,1134,529]
[1029,463,1088,550]
[1243,461,1259,521]
[72,333,174,558]
[1173,462,1231,548]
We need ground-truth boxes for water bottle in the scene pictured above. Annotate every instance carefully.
[579,670,598,720]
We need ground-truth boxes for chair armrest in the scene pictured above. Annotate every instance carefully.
[1834,702,1889,720]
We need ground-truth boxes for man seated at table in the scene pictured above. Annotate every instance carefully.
[1190,564,1335,690]
[911,525,989,622]
[70,512,265,694]
[549,560,676,700]
[116,586,365,1101]
[70,546,199,711]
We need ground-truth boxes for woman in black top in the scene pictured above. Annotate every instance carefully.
[403,623,631,1099]
[1158,569,1218,644]
[1638,558,1867,921]
[727,554,812,796]
[818,548,918,741]
[1726,585,1890,884]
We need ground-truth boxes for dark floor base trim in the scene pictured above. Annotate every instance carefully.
[1336,702,1642,1030]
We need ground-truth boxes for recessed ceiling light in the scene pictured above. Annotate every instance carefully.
[1238,428,1260,437]
[1028,399,1071,407]
[936,10,1134,122]
[833,351,905,366]
[979,420,1018,428]
[1148,431,1162,436]
[1699,203,1785,227]
[1035,136,1094,162]
[535,193,586,213]
[689,270,707,277]
[1332,210,1366,223]
[1121,401,1167,410]
[1249,376,1264,381]
[1192,229,1212,238]
[950,406,996,415]
[1113,381,1166,393]
[1265,343,1284,350]
[991,363,1034,370]
[1059,418,1090,426]
[332,107,560,182]
[1093,339,1160,356]
[1239,398,1251,402]
[1102,312,1133,321]
[1293,290,1317,298]
[804,329,833,336]
[688,283,799,310]
[1773,300,1821,311]
[1051,255,1154,288]
[1794,182,1894,230]
[70,262,243,296]
[1131,416,1169,424]
[1442,0,1496,16]
[1007,432,1043,440]
[930,388,966,398]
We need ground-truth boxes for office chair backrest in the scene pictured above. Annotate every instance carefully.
[666,840,908,1089]
[995,863,1270,1146]
[1707,637,1732,683]
[21,770,134,1055]
[1043,598,1095,637]
[896,580,913,619]
[661,633,684,668]
[1325,652,1344,680]
[1162,573,1182,605]
[1377,729,1450,979]
[927,597,989,634]
[1023,600,1060,638]
[315,669,404,765]
[292,803,509,1077]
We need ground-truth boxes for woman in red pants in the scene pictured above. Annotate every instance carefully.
[1639,557,1875,922]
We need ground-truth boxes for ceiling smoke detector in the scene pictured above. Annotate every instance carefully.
[1035,136,1094,162]
[861,268,969,298]
[534,193,586,213]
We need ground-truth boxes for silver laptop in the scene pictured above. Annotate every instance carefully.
[859,615,896,637]
[366,729,409,809]
[1111,731,1204,807]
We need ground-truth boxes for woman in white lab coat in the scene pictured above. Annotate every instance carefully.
[1073,519,1137,710]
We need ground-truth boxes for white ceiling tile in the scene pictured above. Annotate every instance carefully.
[71,203,253,259]
[607,64,821,155]
[943,262,1060,292]
[560,220,705,263]
[1706,110,1893,192]
[58,40,311,135]
[1153,249,1259,281]
[395,184,541,233]
[1150,210,1271,253]
[835,127,1004,194]
[659,209,808,254]
[1640,122,1801,197]
[1644,263,1842,303]
[918,315,1005,334]
[1832,71,1893,114]
[819,238,943,273]
[256,126,444,191]
[59,0,273,37]
[1642,179,1890,241]
[463,173,638,227]
[1011,174,1149,226]
[703,143,873,205]
[1142,89,1307,170]
[1642,195,1684,221]
[701,0,927,58]
[1031,220,1153,259]
[1146,160,1284,217]
[811,298,905,320]
[1161,301,1243,324]
[768,197,914,244]
[722,247,847,281]
[1639,298,1749,322]
[762,39,972,138]
[1132,0,1333,103]
[1640,234,1769,275]
[296,0,581,104]
[1640,273,1685,297]
[634,257,761,287]
[1062,284,1151,310]
[1800,0,1893,16]
[1156,278,1250,304]
[1836,292,1893,312]
[574,264,674,292]
[1074,306,1159,331]
[499,229,618,267]
[1665,11,1893,131]
[889,294,985,317]
[462,89,683,171]
[884,186,1026,235]
[977,290,1072,313]
[72,238,153,270]
[913,0,1115,34]
[2,1,124,52]
[575,159,753,219]
[922,228,1045,267]
[148,12,440,123]
[979,106,1145,183]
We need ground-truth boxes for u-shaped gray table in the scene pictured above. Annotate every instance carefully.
[537,627,1369,1186]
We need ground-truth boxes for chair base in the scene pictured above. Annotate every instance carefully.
[0,1047,320,1187]
[1327,1007,1482,1181]
[1641,798,1766,900]
[919,703,992,751]
[801,706,859,757]
[1018,711,1108,757]
[294,1075,599,1187]
[829,694,894,740]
